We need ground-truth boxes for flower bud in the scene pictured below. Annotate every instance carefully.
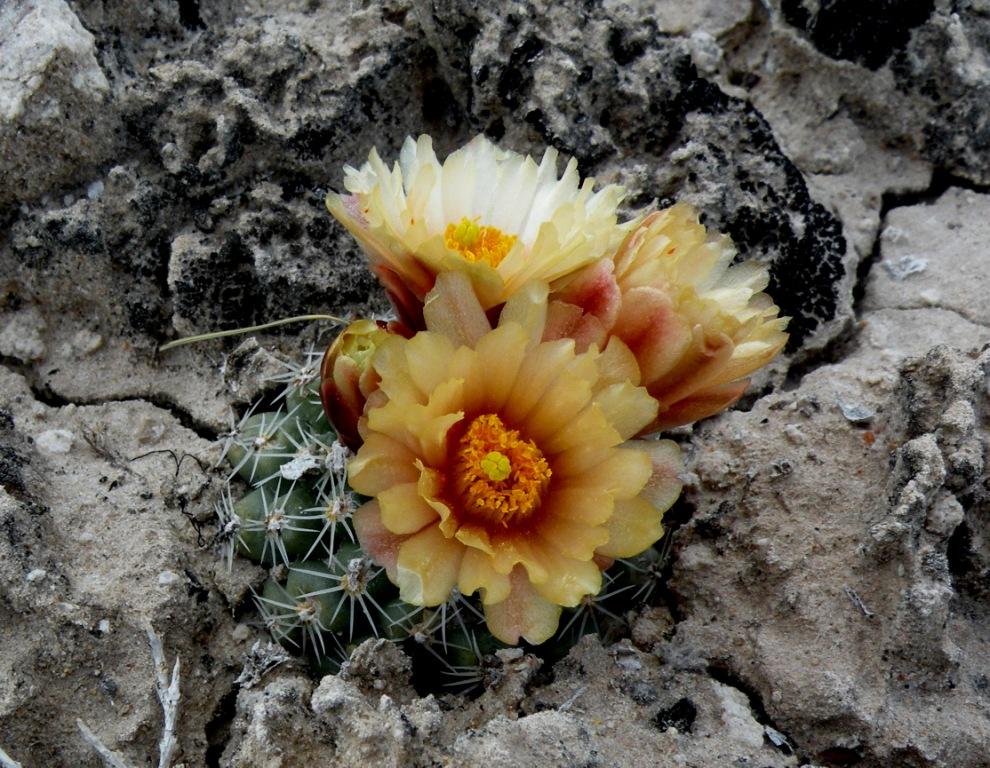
[320,319,391,450]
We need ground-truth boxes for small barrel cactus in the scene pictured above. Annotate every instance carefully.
[215,345,675,688]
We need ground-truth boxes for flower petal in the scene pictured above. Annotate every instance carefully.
[377,481,439,535]
[353,500,404,581]
[423,271,492,346]
[499,280,549,347]
[458,548,511,605]
[634,438,684,512]
[529,545,602,607]
[484,566,562,645]
[474,323,530,410]
[348,434,419,496]
[543,487,615,526]
[596,496,665,558]
[591,381,659,440]
[612,286,692,383]
[553,257,621,329]
[534,514,610,561]
[653,380,749,430]
[404,332,457,399]
[396,524,465,606]
[596,337,641,387]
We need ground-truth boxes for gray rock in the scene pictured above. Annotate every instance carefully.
[0,0,113,206]
[866,188,990,326]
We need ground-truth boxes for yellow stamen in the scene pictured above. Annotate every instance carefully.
[454,414,551,526]
[444,217,517,267]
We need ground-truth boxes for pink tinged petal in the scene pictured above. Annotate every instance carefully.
[596,337,641,387]
[353,500,405,582]
[543,300,584,342]
[499,281,549,347]
[377,481,439,535]
[323,356,363,451]
[592,382,659,440]
[554,257,621,328]
[423,271,492,346]
[372,263,430,331]
[649,327,736,407]
[596,496,665,559]
[458,548,511,605]
[348,435,419,496]
[569,314,610,354]
[425,246,508,310]
[613,286,691,383]
[395,524,465,606]
[594,554,614,571]
[652,380,749,431]
[483,566,562,645]
[634,438,684,513]
[327,192,367,228]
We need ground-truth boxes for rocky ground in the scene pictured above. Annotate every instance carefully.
[2,1,989,766]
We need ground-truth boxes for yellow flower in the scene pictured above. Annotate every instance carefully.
[326,135,629,328]
[550,203,789,431]
[347,272,683,644]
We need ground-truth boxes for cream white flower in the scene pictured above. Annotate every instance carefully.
[548,203,789,431]
[327,135,629,326]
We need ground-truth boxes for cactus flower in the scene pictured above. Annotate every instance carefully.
[548,203,789,432]
[326,134,629,328]
[320,319,392,450]
[347,272,682,645]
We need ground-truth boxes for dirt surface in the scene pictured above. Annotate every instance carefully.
[2,1,989,766]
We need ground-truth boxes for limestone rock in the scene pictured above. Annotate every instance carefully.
[0,0,112,206]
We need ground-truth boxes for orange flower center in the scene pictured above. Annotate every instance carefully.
[443,217,517,267]
[453,413,551,526]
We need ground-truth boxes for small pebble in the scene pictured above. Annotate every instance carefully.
[881,255,927,280]
[837,397,875,423]
[72,329,104,355]
[36,429,74,453]
[26,568,47,582]
[158,570,181,586]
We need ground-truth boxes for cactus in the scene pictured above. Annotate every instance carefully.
[218,348,662,689]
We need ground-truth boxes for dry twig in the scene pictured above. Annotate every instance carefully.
[77,624,182,768]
